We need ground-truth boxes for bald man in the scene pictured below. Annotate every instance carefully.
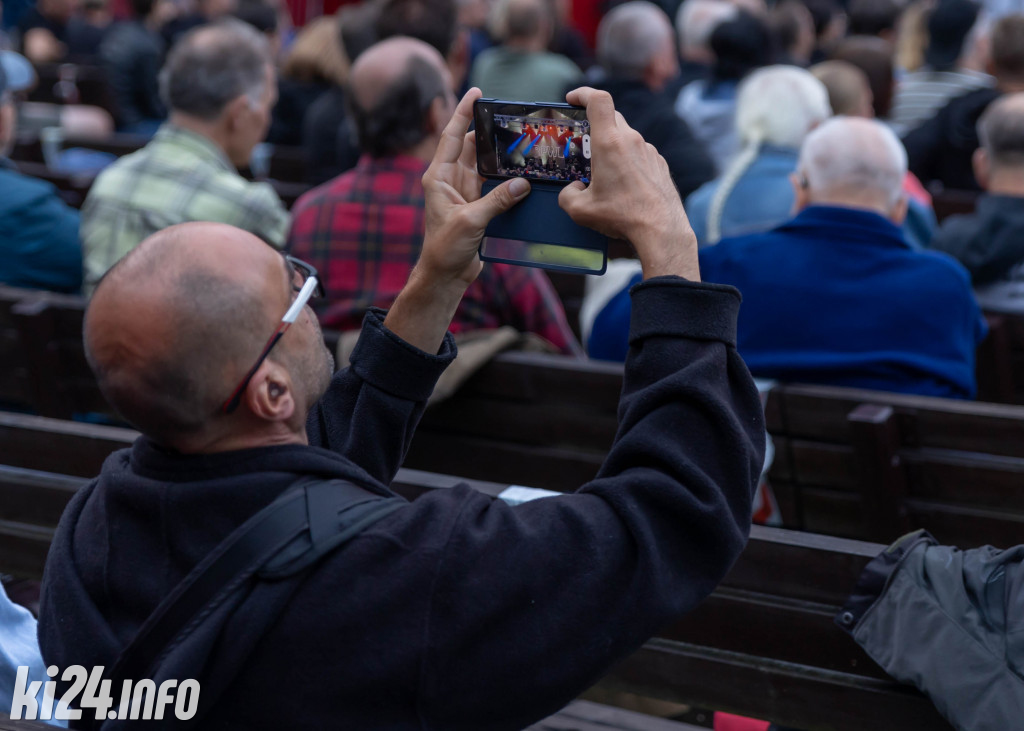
[695,116,986,397]
[288,37,580,354]
[38,86,765,728]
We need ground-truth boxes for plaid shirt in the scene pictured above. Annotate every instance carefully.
[287,155,580,354]
[80,124,290,293]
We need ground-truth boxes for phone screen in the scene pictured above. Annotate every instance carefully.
[475,100,591,185]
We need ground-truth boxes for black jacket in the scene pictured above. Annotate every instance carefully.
[99,21,165,129]
[903,87,1001,192]
[38,282,764,730]
[930,193,1024,285]
[302,86,360,185]
[592,77,716,199]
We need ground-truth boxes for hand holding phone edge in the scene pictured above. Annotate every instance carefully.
[383,87,531,354]
[558,87,701,283]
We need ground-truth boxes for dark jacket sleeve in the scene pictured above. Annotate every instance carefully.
[305,307,455,485]
[837,531,1024,730]
[417,277,766,730]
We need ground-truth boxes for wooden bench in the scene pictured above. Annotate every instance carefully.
[0,287,106,421]
[0,434,951,729]
[406,352,1024,548]
[5,329,1024,551]
[765,382,1024,547]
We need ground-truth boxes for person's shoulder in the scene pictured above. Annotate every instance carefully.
[906,245,974,292]
[539,51,581,76]
[83,151,146,196]
[292,169,360,217]
[699,231,771,267]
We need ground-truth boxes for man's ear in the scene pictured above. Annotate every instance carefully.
[426,96,449,136]
[223,95,250,133]
[790,172,810,212]
[889,194,909,226]
[243,363,296,423]
[973,147,991,190]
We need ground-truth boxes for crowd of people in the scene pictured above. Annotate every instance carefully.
[2,0,1024,726]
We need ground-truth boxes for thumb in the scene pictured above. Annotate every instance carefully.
[471,177,531,222]
[558,180,587,220]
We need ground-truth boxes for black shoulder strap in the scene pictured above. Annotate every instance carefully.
[103,477,404,704]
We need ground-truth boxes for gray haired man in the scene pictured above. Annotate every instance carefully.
[80,18,289,294]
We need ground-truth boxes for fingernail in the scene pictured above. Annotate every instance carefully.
[510,178,530,196]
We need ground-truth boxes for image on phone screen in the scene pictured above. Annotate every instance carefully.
[476,101,591,184]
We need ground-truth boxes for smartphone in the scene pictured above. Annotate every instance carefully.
[474,99,606,275]
[474,99,592,185]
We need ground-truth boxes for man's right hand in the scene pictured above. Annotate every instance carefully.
[558,88,700,282]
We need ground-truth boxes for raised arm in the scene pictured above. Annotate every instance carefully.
[306,89,531,482]
[415,89,766,728]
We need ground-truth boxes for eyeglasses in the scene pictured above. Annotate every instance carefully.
[221,255,324,414]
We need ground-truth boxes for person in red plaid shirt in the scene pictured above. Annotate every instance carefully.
[287,37,582,355]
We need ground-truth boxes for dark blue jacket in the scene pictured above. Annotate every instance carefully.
[39,284,764,730]
[699,205,986,398]
[0,160,82,294]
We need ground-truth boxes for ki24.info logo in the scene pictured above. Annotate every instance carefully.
[10,665,199,722]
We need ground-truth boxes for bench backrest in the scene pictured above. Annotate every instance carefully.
[4,323,1024,550]
[766,382,1024,546]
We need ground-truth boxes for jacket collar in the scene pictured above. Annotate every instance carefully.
[153,123,235,173]
[780,205,911,249]
[355,153,430,175]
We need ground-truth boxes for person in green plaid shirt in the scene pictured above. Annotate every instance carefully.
[80,19,290,295]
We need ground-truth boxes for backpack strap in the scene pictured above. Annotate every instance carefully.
[102,477,405,706]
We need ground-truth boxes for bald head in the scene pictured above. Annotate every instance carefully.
[798,116,907,215]
[811,60,874,117]
[85,223,289,446]
[349,37,453,157]
[978,92,1024,169]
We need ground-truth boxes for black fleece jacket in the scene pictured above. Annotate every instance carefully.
[38,277,764,730]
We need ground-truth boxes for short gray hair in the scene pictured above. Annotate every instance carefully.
[676,0,738,53]
[597,1,674,79]
[978,92,1024,168]
[799,116,907,208]
[159,19,272,120]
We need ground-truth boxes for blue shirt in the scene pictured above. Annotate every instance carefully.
[0,582,57,725]
[0,160,82,294]
[699,206,986,398]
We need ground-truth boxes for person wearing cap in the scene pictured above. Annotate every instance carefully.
[0,50,83,294]
[888,0,994,136]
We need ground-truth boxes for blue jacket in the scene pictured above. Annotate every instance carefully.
[699,206,986,398]
[684,146,937,250]
[0,160,83,294]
